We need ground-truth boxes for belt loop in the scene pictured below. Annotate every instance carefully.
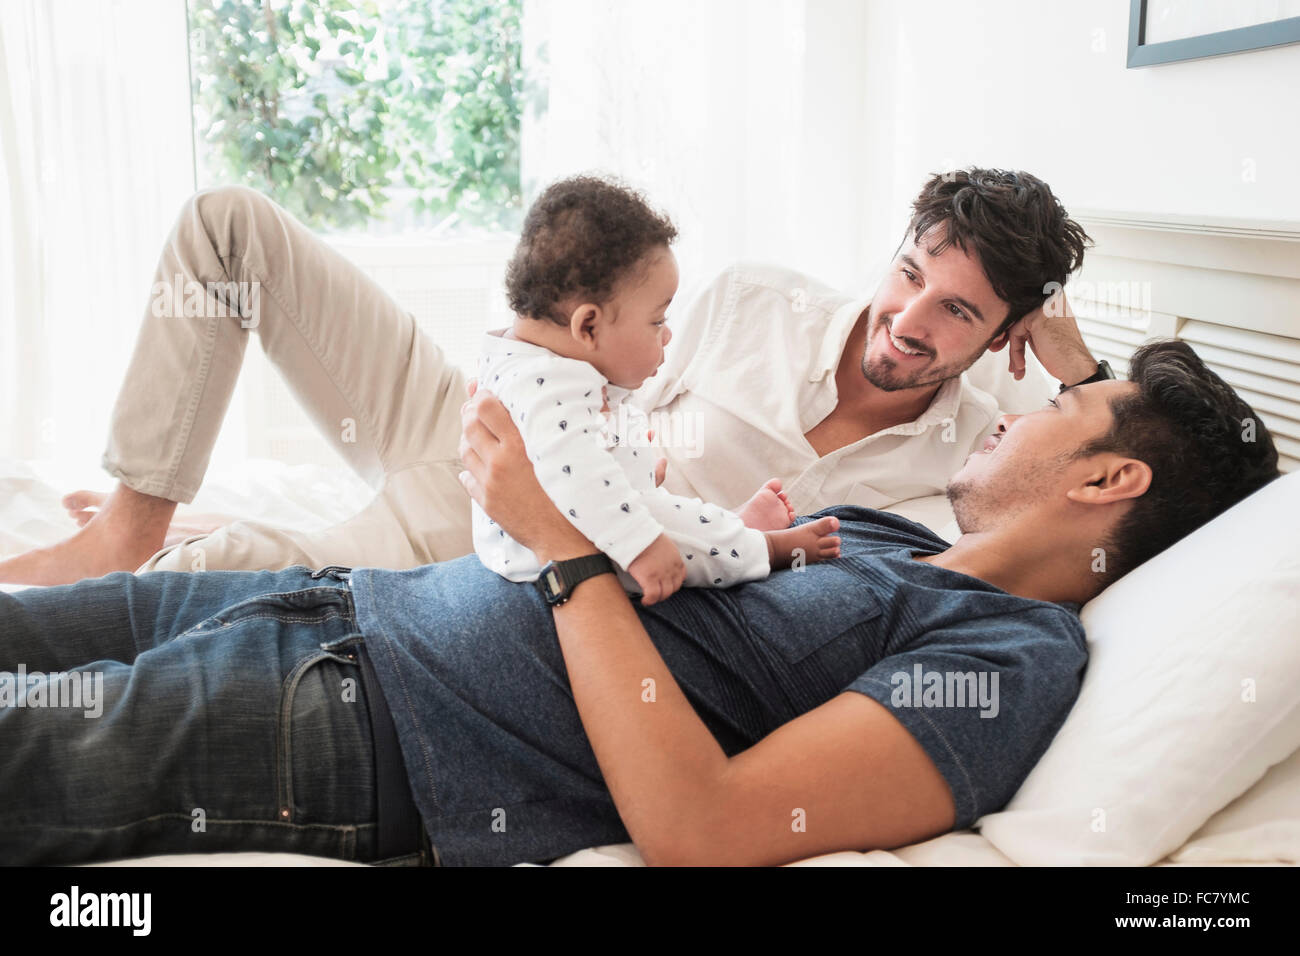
[310,565,353,581]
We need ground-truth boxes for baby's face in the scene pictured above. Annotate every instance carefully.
[590,246,678,389]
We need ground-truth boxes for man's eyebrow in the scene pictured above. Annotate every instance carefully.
[899,252,986,323]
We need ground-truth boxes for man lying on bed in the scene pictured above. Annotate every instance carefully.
[0,167,1099,585]
[0,340,1279,866]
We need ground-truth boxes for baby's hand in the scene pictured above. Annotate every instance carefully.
[627,533,686,605]
[645,427,668,487]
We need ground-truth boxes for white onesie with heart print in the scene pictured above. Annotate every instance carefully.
[471,330,770,592]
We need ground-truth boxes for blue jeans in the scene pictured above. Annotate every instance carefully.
[0,566,424,865]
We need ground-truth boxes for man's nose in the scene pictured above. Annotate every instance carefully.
[889,301,929,347]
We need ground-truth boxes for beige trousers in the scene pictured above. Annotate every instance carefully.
[104,185,474,573]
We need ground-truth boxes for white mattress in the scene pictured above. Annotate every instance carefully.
[2,457,1291,867]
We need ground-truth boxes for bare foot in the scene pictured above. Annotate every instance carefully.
[737,478,795,532]
[0,484,179,585]
[64,488,230,545]
[63,489,107,528]
[764,515,841,570]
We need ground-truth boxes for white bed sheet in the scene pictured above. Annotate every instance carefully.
[86,831,1285,868]
[2,457,1291,868]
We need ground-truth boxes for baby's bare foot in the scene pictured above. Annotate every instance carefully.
[737,478,796,531]
[0,484,177,585]
[764,515,841,570]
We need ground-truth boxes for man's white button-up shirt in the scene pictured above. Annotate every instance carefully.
[632,262,1051,526]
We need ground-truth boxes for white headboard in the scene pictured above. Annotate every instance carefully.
[1069,210,1300,473]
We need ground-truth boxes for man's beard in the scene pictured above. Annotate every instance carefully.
[945,475,986,535]
[946,449,1078,536]
[861,313,987,393]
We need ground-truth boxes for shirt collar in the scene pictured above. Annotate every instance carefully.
[811,296,871,383]
[481,328,550,358]
[605,383,635,405]
[809,298,963,432]
[483,329,633,403]
[916,375,964,427]
[863,376,965,439]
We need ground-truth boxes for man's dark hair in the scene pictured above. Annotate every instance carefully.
[1080,339,1281,584]
[906,168,1091,336]
[505,174,678,324]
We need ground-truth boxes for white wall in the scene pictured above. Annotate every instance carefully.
[855,0,1300,282]
[523,0,869,292]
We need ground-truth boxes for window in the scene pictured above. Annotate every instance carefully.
[186,0,526,468]
[186,0,524,236]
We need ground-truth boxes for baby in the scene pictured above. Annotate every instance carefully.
[472,174,841,603]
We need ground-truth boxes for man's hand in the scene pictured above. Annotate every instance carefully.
[458,385,593,564]
[987,287,1098,387]
[626,533,686,605]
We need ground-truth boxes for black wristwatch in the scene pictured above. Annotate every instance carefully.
[534,553,615,606]
[1060,359,1114,392]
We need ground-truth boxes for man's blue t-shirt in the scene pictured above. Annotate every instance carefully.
[348,506,1088,866]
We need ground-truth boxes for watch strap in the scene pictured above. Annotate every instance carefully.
[1060,359,1114,392]
[537,553,615,605]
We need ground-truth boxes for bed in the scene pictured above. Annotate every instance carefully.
[4,456,1296,868]
[3,208,1298,867]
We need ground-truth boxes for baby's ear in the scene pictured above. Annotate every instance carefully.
[569,304,600,348]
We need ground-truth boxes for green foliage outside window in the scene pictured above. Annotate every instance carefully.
[187,0,524,232]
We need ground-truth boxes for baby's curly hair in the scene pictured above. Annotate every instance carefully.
[506,174,678,324]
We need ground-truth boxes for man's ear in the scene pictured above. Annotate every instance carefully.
[569,304,601,350]
[1065,456,1152,506]
[986,330,1009,353]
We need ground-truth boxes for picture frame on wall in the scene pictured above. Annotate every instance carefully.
[1127,0,1300,67]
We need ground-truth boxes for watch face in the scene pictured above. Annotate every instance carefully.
[542,566,564,598]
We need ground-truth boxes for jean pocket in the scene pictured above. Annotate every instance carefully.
[275,645,370,833]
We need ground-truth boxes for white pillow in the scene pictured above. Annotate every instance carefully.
[1168,744,1300,864]
[978,469,1300,866]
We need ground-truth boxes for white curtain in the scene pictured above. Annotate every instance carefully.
[523,0,871,300]
[0,0,873,478]
[0,0,195,475]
